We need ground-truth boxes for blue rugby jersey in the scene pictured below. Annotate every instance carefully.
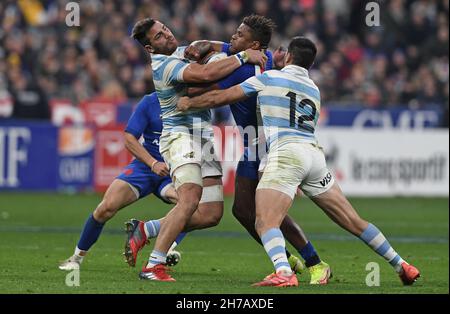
[124,93,164,161]
[151,47,211,133]
[239,65,321,147]
[219,43,273,148]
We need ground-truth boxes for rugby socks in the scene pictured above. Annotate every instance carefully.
[144,220,186,245]
[75,214,105,262]
[360,223,405,273]
[174,232,187,246]
[144,220,161,239]
[147,250,167,268]
[261,228,292,275]
[298,242,321,267]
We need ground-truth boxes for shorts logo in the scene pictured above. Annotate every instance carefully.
[320,172,332,187]
[183,151,195,159]
[123,168,133,176]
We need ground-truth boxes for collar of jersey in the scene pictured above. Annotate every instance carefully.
[151,53,168,71]
[282,65,309,77]
[151,48,188,71]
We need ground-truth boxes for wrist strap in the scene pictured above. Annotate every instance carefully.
[235,51,249,65]
[151,160,158,171]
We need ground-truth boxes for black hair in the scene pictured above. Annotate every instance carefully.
[131,18,155,47]
[288,36,317,69]
[242,15,276,49]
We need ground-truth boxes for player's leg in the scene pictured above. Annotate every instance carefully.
[252,142,319,287]
[139,163,203,280]
[150,180,202,261]
[159,182,178,204]
[135,135,223,280]
[182,156,224,232]
[182,176,224,231]
[141,178,188,267]
[310,182,420,285]
[59,179,138,270]
[136,176,222,270]
[258,157,329,279]
[157,182,188,263]
[232,174,303,273]
[231,171,260,241]
[252,188,298,287]
[139,175,223,235]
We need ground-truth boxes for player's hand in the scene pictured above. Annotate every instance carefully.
[177,96,191,112]
[184,45,201,61]
[185,41,212,61]
[273,46,287,69]
[152,162,169,176]
[245,49,268,69]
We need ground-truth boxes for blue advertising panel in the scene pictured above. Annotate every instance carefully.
[320,105,444,128]
[0,120,58,190]
[57,126,95,191]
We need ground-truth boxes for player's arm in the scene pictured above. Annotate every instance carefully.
[186,63,256,96]
[186,83,219,97]
[179,73,266,111]
[184,40,225,61]
[124,133,169,177]
[181,49,267,84]
[178,85,248,111]
[124,97,169,176]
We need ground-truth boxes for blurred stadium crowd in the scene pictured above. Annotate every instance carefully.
[0,0,448,123]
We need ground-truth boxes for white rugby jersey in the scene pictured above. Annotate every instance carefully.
[239,65,320,147]
[151,47,212,133]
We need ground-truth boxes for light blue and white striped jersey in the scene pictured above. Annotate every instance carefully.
[151,47,212,133]
[239,65,320,147]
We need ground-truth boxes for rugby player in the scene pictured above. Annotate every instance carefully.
[182,15,331,284]
[59,93,186,271]
[126,18,267,281]
[177,37,421,287]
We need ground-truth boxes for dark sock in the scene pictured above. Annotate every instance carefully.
[298,242,321,267]
[77,214,105,251]
[175,232,187,245]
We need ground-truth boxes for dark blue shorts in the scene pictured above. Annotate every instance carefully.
[236,159,260,181]
[116,159,172,203]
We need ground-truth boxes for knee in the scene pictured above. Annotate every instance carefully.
[179,184,202,210]
[208,206,223,227]
[232,203,254,224]
[94,198,119,222]
[181,197,201,215]
[231,203,243,220]
[254,217,265,236]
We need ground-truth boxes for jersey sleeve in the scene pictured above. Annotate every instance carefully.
[124,96,152,138]
[221,43,231,55]
[217,64,256,89]
[239,73,267,97]
[163,57,190,84]
[265,50,273,70]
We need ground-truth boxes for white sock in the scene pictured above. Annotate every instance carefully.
[146,250,166,268]
[169,241,177,252]
[73,247,86,263]
[394,259,406,273]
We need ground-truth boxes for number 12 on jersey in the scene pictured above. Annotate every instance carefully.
[286,91,317,132]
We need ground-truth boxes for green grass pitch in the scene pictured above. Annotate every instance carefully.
[0,193,448,294]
